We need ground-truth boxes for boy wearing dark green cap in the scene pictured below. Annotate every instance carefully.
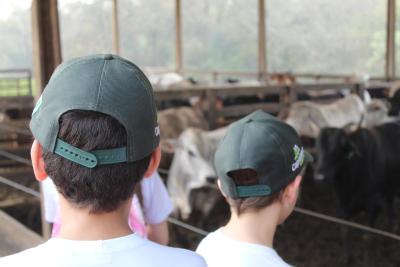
[1,55,206,267]
[196,110,312,267]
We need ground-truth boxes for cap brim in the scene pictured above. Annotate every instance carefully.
[304,150,314,163]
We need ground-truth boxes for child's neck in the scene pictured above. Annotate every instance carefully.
[222,203,281,248]
[57,195,132,240]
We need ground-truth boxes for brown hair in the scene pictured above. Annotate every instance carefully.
[42,110,151,214]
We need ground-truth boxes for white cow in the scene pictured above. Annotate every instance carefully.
[364,98,390,126]
[158,107,209,169]
[148,72,193,90]
[167,127,227,219]
[285,94,388,138]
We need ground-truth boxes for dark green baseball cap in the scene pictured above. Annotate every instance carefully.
[30,54,159,168]
[214,110,313,198]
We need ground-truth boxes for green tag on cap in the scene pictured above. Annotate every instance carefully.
[236,185,271,197]
[54,139,128,168]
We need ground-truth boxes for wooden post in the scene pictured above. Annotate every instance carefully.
[355,83,366,100]
[111,0,120,55]
[386,0,396,80]
[175,0,183,74]
[28,70,32,96]
[212,71,218,83]
[31,0,61,239]
[288,85,297,106]
[206,90,217,129]
[258,0,267,81]
[31,0,62,95]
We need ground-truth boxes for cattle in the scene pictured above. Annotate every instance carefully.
[268,73,296,86]
[148,73,199,109]
[148,72,194,90]
[158,107,209,169]
[284,94,389,139]
[364,98,390,126]
[0,112,9,123]
[316,122,400,228]
[167,126,227,219]
[284,94,364,138]
[388,89,400,116]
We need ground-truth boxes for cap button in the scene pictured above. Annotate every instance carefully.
[103,54,114,60]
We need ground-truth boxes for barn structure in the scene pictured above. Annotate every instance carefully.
[0,0,400,266]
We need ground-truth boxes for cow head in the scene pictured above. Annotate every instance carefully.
[167,127,226,219]
[315,128,358,181]
[364,99,388,126]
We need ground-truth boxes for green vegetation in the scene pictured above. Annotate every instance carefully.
[0,0,400,79]
[0,78,32,97]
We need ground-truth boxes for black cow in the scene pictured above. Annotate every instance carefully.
[389,89,400,116]
[316,122,400,228]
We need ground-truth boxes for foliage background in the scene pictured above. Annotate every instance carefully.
[0,0,397,77]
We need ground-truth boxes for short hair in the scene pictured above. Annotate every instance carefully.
[42,110,151,213]
[225,167,305,215]
[225,169,281,215]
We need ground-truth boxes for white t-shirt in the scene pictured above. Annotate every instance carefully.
[0,233,207,267]
[196,228,292,267]
[42,172,173,236]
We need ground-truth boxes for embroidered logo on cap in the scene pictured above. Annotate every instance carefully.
[292,144,305,171]
[155,126,160,137]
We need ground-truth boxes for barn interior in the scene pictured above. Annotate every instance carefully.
[0,0,400,266]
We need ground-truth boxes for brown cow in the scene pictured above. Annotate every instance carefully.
[158,107,209,169]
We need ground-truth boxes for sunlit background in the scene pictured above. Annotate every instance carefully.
[0,0,397,76]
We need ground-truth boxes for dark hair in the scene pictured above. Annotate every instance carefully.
[42,110,151,213]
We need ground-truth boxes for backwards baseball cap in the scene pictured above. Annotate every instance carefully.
[30,54,160,168]
[215,110,313,199]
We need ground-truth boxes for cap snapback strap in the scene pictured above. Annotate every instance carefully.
[54,138,127,168]
[236,185,271,198]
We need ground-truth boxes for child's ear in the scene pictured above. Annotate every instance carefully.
[217,179,227,198]
[31,140,48,181]
[143,145,161,178]
[282,175,302,205]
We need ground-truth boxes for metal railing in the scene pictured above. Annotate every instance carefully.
[0,107,399,243]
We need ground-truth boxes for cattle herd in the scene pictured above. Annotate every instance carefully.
[150,74,400,244]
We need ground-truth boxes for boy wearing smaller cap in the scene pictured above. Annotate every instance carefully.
[0,55,206,267]
[196,110,312,267]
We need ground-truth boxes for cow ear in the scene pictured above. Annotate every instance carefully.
[161,139,179,154]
